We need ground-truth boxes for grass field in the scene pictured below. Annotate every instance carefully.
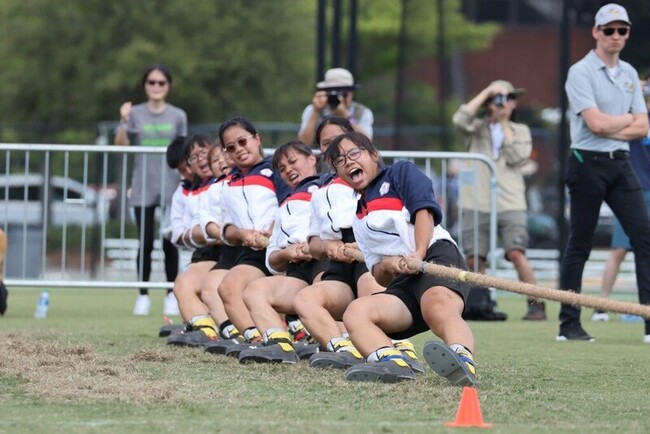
[1,287,649,434]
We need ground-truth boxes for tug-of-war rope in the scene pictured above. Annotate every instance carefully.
[341,246,650,319]
[249,234,650,318]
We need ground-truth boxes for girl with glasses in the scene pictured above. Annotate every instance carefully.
[323,131,476,386]
[114,64,187,317]
[291,117,421,374]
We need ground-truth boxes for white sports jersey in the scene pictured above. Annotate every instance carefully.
[308,174,358,241]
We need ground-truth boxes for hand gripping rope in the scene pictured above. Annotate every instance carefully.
[341,245,650,319]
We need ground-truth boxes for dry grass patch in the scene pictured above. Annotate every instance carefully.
[0,331,185,403]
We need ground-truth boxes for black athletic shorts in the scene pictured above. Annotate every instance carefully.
[211,245,240,271]
[191,245,220,263]
[286,259,328,284]
[382,240,470,340]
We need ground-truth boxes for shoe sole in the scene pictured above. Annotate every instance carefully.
[406,359,425,374]
[422,341,477,387]
[346,368,399,383]
[294,344,320,360]
[555,335,595,342]
[159,324,185,338]
[309,353,360,369]
[345,366,414,383]
[239,351,298,364]
[204,340,241,354]
[225,345,259,358]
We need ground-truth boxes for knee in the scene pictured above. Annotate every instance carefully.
[217,281,238,302]
[421,291,457,325]
[173,273,192,296]
[292,290,312,317]
[342,299,367,331]
[242,283,264,309]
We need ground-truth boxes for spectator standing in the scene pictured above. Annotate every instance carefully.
[298,68,374,145]
[561,4,650,342]
[453,80,545,321]
[114,64,187,316]
[593,74,650,323]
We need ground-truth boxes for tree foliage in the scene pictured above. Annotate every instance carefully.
[0,0,499,141]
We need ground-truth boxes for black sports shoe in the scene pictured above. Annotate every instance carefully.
[0,281,7,316]
[556,323,595,342]
[159,323,185,337]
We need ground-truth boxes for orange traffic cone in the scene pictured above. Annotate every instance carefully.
[445,386,493,428]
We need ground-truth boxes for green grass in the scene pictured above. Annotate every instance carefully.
[1,288,649,434]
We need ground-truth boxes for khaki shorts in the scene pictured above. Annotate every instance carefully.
[460,209,529,259]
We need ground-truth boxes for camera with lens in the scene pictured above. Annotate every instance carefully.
[327,90,344,109]
[491,94,507,107]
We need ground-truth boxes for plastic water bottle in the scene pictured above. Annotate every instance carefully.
[34,290,50,319]
[619,313,643,323]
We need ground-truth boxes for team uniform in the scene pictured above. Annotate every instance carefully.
[236,172,332,364]
[308,174,369,293]
[220,157,291,274]
[353,161,470,339]
[341,160,476,386]
[266,173,330,281]
[199,172,238,269]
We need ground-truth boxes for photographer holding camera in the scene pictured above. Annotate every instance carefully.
[453,80,545,321]
[298,68,374,145]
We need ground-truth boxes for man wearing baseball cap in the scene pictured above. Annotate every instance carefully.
[298,68,374,145]
[560,3,650,342]
[453,79,543,321]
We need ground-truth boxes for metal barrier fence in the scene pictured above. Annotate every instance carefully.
[0,143,498,289]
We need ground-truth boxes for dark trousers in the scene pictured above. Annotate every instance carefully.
[560,152,650,334]
[134,206,179,295]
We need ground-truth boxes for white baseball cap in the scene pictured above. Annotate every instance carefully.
[595,3,631,27]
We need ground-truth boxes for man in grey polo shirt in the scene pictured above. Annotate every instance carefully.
[560,3,650,342]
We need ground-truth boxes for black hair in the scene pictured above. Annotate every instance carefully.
[324,131,381,168]
[166,136,187,169]
[315,116,354,148]
[183,133,213,161]
[272,140,314,170]
[218,116,258,146]
[141,64,173,88]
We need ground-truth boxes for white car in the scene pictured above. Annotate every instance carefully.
[0,174,108,226]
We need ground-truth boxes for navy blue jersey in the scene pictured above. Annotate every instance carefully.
[353,161,454,271]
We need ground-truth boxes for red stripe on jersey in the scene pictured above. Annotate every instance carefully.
[192,184,212,195]
[280,191,312,206]
[357,197,404,218]
[330,177,352,188]
[228,174,276,191]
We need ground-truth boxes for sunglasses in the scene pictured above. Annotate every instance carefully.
[599,27,629,37]
[146,80,168,87]
[224,135,256,153]
[332,147,363,168]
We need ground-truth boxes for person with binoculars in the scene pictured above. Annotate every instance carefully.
[298,68,374,145]
[452,80,545,322]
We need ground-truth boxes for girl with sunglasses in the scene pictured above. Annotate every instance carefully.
[324,131,476,385]
[114,64,187,317]
[203,117,291,355]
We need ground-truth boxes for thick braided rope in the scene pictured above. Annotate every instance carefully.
[342,246,650,319]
